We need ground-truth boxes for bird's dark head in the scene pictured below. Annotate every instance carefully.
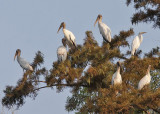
[94,14,102,27]
[57,22,66,33]
[98,14,102,19]
[117,61,121,67]
[14,49,21,61]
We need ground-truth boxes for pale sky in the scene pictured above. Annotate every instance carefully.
[0,0,159,114]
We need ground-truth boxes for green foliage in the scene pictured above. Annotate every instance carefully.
[2,1,160,112]
[126,0,160,28]
[2,51,47,109]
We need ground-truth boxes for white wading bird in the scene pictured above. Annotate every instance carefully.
[138,65,151,90]
[94,14,112,43]
[131,32,147,55]
[57,22,76,49]
[14,49,33,71]
[57,38,67,63]
[111,61,122,86]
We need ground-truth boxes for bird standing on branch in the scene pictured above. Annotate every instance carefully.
[14,49,33,71]
[57,22,76,50]
[94,14,112,43]
[111,61,122,86]
[131,32,147,55]
[57,38,67,63]
[138,65,151,90]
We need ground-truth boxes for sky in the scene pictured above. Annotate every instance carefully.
[0,0,159,114]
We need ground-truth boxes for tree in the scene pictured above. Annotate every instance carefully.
[2,1,160,113]
[126,0,160,28]
[2,29,160,113]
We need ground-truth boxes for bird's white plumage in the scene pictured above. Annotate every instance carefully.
[57,46,67,62]
[112,71,122,85]
[111,63,122,85]
[138,65,151,90]
[63,29,76,48]
[98,22,111,42]
[17,56,33,71]
[131,33,144,55]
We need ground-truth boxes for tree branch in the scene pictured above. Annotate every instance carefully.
[32,81,46,83]
[33,83,88,91]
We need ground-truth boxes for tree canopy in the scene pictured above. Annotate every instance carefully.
[126,0,160,28]
[2,29,160,113]
[2,1,160,113]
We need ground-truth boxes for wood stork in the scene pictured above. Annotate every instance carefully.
[131,32,147,55]
[57,22,76,49]
[138,65,151,90]
[57,39,67,63]
[14,49,33,71]
[94,14,112,43]
[111,61,122,86]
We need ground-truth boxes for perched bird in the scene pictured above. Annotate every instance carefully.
[138,65,151,90]
[57,38,67,63]
[57,46,67,63]
[57,22,76,49]
[14,49,33,71]
[111,61,122,86]
[94,14,112,43]
[131,32,147,55]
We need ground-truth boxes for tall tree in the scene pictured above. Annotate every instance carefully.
[2,30,160,113]
[2,1,160,113]
[126,0,160,28]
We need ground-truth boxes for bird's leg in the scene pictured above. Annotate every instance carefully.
[135,50,138,56]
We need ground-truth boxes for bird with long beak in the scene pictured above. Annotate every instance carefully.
[94,14,112,43]
[57,38,67,63]
[14,49,33,71]
[131,32,147,55]
[138,65,151,90]
[57,22,76,49]
[111,61,122,86]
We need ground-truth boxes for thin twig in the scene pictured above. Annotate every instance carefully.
[33,83,88,91]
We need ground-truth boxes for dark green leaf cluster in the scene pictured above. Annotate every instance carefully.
[2,51,47,109]
[2,29,160,113]
[126,0,160,28]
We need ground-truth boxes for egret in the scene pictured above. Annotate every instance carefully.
[111,61,122,86]
[131,32,147,55]
[57,39,67,63]
[14,49,33,71]
[138,65,151,90]
[57,22,76,49]
[94,14,112,43]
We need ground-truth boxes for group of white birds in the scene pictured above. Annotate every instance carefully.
[14,14,151,90]
[112,61,151,90]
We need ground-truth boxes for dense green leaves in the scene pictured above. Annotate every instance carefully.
[2,51,47,108]
[2,1,160,112]
[2,29,160,113]
[126,0,160,28]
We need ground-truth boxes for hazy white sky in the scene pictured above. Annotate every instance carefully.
[0,0,159,113]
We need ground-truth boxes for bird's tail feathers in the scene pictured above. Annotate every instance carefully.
[103,36,111,43]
